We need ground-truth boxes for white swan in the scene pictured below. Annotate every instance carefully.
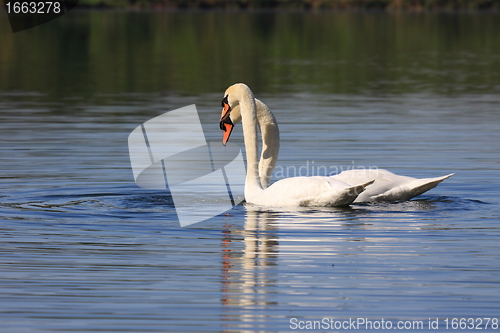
[219,83,373,207]
[220,83,453,204]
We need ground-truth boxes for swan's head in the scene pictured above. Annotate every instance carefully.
[220,83,252,145]
[219,94,234,146]
[219,89,243,146]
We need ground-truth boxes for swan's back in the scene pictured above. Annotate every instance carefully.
[248,176,370,207]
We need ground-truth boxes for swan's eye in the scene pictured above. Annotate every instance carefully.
[221,95,229,108]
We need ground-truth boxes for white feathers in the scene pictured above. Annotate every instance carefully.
[221,83,452,207]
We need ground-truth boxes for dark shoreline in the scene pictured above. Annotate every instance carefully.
[68,0,500,10]
[2,3,500,12]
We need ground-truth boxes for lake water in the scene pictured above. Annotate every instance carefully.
[1,10,499,332]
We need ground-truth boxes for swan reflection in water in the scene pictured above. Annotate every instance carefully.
[220,209,280,310]
[218,200,445,328]
[219,206,366,326]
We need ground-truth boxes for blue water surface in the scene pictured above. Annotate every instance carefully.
[1,11,500,333]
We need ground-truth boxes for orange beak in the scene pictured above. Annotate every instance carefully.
[221,122,234,146]
[220,100,233,146]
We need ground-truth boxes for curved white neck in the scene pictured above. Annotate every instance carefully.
[238,88,264,200]
[255,99,279,188]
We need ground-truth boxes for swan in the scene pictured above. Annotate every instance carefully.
[219,83,373,207]
[219,83,453,204]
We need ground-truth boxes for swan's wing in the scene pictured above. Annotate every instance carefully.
[331,169,412,186]
[371,173,454,202]
[254,176,373,207]
[303,179,374,207]
[332,169,454,202]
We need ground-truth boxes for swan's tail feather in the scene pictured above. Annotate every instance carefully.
[332,180,375,206]
[373,173,454,202]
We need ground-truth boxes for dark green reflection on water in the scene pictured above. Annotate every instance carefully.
[1,11,500,99]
